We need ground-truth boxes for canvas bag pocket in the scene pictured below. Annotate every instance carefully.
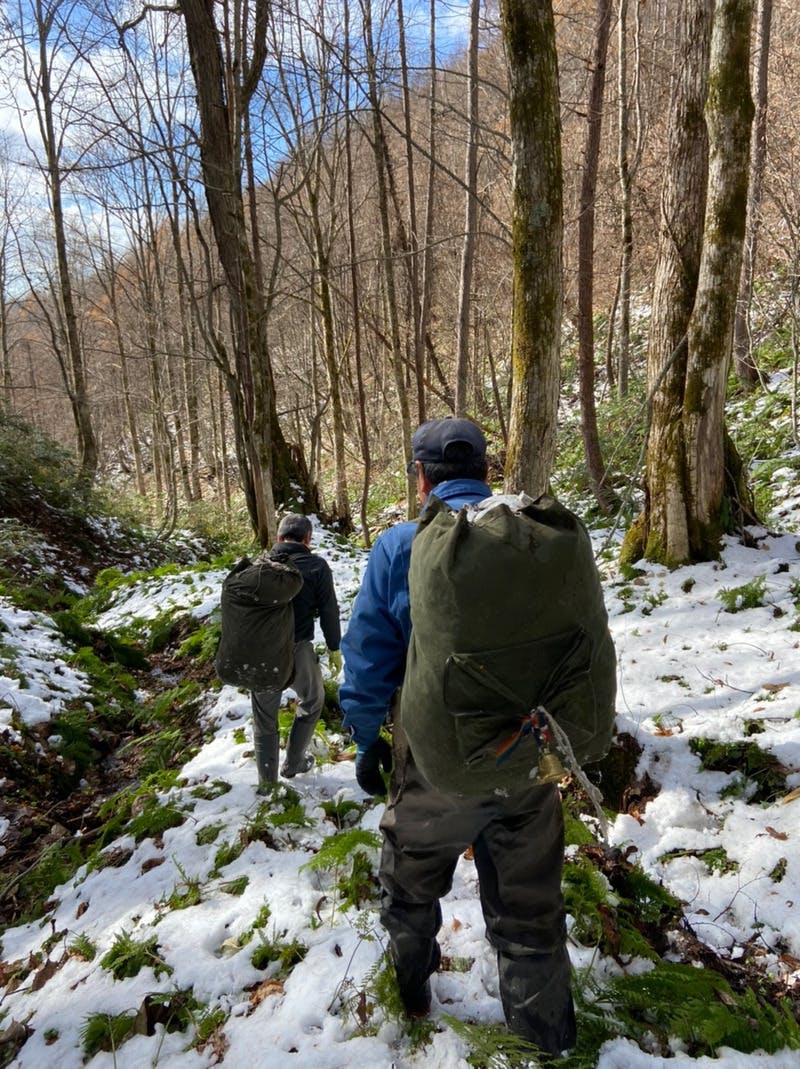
[443,628,592,770]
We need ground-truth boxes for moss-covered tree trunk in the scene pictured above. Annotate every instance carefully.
[500,0,563,499]
[624,0,756,567]
[684,0,757,549]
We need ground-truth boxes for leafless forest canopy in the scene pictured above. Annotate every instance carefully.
[0,0,797,541]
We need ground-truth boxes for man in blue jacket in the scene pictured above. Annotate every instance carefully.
[340,418,575,1056]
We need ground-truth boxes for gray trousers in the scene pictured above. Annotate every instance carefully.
[379,723,575,1054]
[250,640,324,784]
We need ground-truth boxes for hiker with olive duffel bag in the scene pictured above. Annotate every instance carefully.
[341,416,616,1056]
[215,555,302,695]
[216,514,342,790]
[400,491,617,797]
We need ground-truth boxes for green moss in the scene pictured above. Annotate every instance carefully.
[689,738,787,803]
[250,933,307,977]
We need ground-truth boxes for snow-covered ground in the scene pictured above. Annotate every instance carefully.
[1,508,799,1068]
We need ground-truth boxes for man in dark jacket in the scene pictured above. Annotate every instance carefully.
[340,418,576,1056]
[252,514,341,785]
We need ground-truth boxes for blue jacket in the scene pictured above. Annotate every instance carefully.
[340,478,492,749]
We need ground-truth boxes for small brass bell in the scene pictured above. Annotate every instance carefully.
[537,750,567,784]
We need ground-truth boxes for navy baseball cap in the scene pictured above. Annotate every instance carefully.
[407,417,487,473]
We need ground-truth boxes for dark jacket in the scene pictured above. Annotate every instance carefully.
[268,540,341,649]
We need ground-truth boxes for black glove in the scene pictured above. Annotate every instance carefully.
[355,737,393,796]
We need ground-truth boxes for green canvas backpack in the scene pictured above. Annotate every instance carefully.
[215,555,303,693]
[399,494,617,796]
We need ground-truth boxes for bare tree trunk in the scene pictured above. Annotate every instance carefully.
[576,0,615,513]
[614,0,645,399]
[0,158,14,406]
[26,0,97,480]
[501,0,563,498]
[684,0,757,544]
[171,0,316,545]
[625,0,757,566]
[417,0,439,427]
[361,0,414,516]
[629,0,713,565]
[344,0,371,545]
[732,0,773,386]
[455,0,481,417]
[485,320,508,444]
[99,216,147,497]
[396,0,426,426]
[171,184,202,502]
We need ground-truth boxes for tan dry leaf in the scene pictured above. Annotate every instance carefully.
[451,917,462,932]
[762,682,789,693]
[781,786,800,805]
[249,978,285,1008]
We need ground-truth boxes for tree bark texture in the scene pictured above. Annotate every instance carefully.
[732,0,772,385]
[361,0,414,516]
[178,0,313,545]
[577,0,614,513]
[634,0,714,565]
[684,0,756,544]
[630,0,756,567]
[33,0,98,481]
[455,0,480,418]
[501,0,563,498]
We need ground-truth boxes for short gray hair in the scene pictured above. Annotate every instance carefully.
[277,513,312,542]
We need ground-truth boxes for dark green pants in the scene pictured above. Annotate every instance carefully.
[378,730,575,1055]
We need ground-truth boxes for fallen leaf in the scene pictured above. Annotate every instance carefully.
[765,826,788,841]
[354,990,370,1027]
[451,917,462,932]
[762,682,789,693]
[782,787,800,805]
[31,955,65,992]
[249,979,285,1008]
